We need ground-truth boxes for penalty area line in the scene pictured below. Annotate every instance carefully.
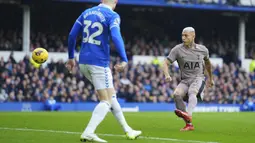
[0,127,219,143]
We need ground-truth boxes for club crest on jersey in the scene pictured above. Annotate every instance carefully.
[184,62,200,69]
[197,55,200,60]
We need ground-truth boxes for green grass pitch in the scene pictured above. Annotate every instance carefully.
[0,112,254,143]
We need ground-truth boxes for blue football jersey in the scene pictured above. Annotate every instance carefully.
[74,4,121,67]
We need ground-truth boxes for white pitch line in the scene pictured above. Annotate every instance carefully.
[0,127,219,143]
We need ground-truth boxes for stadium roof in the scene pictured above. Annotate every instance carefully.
[56,0,255,12]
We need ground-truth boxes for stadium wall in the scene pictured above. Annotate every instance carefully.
[0,102,245,112]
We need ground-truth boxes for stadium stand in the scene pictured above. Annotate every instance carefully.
[0,54,254,104]
[0,1,254,106]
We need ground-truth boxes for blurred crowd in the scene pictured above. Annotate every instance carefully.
[0,54,254,105]
[0,2,255,106]
[0,30,22,51]
[0,30,68,52]
[1,30,255,60]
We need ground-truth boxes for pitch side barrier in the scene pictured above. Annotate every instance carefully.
[0,102,249,112]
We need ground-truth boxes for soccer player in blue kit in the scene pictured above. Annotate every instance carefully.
[66,0,142,142]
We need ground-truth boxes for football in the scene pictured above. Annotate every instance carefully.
[32,47,48,64]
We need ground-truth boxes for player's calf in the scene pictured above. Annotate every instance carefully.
[174,94,186,112]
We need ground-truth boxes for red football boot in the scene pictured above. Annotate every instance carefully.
[180,124,195,131]
[174,109,192,123]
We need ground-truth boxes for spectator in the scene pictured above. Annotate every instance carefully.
[0,55,254,105]
[249,58,255,72]
[0,87,8,102]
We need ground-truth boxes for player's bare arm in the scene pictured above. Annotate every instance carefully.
[163,45,178,82]
[204,58,214,87]
[162,58,172,82]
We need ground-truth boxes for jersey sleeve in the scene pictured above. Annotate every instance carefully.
[76,14,83,26]
[203,46,209,61]
[68,14,83,59]
[109,13,128,62]
[167,46,178,63]
[109,13,121,30]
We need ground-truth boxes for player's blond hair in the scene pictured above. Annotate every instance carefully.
[182,27,195,33]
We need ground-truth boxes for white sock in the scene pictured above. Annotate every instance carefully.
[187,94,197,117]
[84,101,110,134]
[111,95,132,133]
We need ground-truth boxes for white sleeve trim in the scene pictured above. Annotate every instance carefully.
[110,25,119,30]
[76,20,82,26]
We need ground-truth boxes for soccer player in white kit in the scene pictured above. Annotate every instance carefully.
[66,0,141,142]
[163,27,214,131]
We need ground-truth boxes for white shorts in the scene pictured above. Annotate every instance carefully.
[79,64,114,90]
